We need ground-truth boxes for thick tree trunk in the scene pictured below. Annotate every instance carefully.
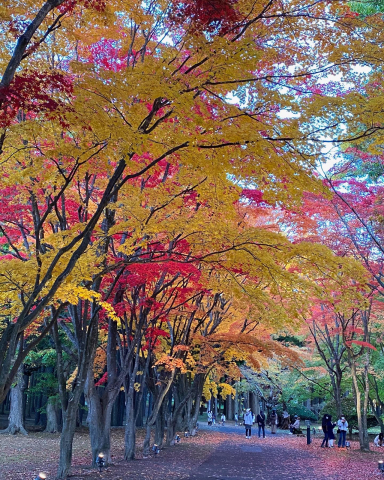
[56,408,78,479]
[188,375,205,435]
[154,402,166,447]
[87,388,115,466]
[0,367,27,435]
[250,392,259,417]
[165,373,203,445]
[44,396,58,433]
[227,394,233,420]
[213,396,218,418]
[188,394,201,436]
[330,371,343,418]
[143,423,152,457]
[53,306,99,479]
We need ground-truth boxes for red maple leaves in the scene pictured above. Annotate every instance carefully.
[0,71,73,128]
[169,0,240,35]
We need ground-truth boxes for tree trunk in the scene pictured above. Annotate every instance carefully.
[330,370,343,418]
[56,409,78,479]
[124,386,137,460]
[87,388,115,466]
[188,393,201,436]
[350,353,370,451]
[143,423,151,457]
[226,394,233,420]
[213,396,218,418]
[0,367,27,435]
[44,396,58,433]
[369,396,384,434]
[188,375,205,435]
[335,380,342,418]
[53,305,99,479]
[250,392,259,417]
[154,401,166,447]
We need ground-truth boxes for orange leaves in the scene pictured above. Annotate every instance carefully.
[93,346,107,378]
[173,345,190,352]
[154,354,187,374]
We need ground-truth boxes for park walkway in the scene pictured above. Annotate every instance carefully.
[186,424,331,480]
[1,422,381,479]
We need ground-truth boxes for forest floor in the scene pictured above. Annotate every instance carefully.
[0,423,383,480]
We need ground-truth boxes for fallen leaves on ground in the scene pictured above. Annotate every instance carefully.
[0,425,383,479]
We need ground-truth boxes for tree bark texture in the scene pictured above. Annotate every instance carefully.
[0,367,28,435]
[44,396,58,433]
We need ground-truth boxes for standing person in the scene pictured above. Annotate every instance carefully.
[212,412,216,425]
[337,415,348,448]
[244,408,253,439]
[234,413,238,426]
[207,411,212,426]
[327,415,336,447]
[257,410,266,438]
[270,409,278,434]
[321,414,329,448]
[221,413,226,426]
[282,410,290,430]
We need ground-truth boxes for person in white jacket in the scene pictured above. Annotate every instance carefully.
[337,416,348,448]
[244,408,253,439]
[374,433,384,447]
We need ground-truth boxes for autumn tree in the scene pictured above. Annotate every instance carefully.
[0,0,379,410]
[2,0,384,476]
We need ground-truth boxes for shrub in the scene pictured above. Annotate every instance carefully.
[284,405,317,421]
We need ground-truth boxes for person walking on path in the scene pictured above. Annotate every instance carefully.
[207,411,212,426]
[257,410,266,438]
[244,408,253,439]
[234,413,238,426]
[321,414,329,448]
[327,415,336,447]
[337,416,348,448]
[270,409,278,434]
[221,413,226,426]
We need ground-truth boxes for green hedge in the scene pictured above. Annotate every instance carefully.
[282,405,317,421]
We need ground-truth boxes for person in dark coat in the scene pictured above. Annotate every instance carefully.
[321,414,329,448]
[257,410,266,438]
